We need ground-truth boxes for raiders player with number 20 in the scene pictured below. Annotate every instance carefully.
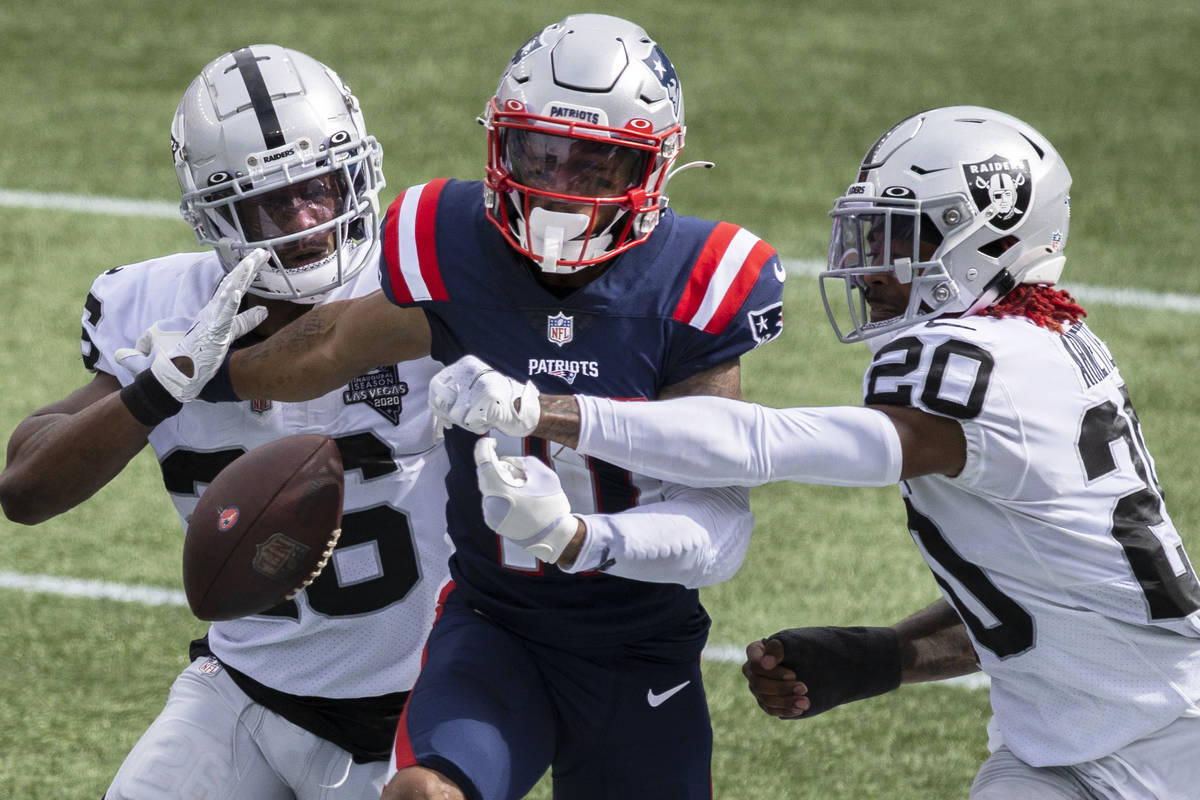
[431,107,1200,799]
[0,45,452,799]
[171,14,787,800]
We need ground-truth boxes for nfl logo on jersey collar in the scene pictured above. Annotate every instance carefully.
[547,312,574,347]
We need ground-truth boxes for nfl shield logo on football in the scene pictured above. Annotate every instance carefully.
[547,312,574,347]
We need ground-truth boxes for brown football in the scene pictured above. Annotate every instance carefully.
[183,434,344,621]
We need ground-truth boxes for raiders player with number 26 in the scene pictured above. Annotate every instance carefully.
[0,45,452,799]
[431,106,1200,799]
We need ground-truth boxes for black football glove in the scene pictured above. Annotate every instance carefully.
[768,625,901,718]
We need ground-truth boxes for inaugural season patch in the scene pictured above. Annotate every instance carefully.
[962,154,1032,231]
[342,365,408,425]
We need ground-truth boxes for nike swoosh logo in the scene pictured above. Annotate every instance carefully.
[646,680,691,708]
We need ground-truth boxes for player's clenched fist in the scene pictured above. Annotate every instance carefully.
[474,437,579,563]
[429,355,541,437]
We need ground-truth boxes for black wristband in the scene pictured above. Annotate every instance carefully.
[770,625,901,718]
[197,355,240,403]
[119,370,183,427]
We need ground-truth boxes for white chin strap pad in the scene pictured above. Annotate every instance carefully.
[525,207,611,274]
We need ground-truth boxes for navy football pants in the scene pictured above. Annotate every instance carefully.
[395,588,713,799]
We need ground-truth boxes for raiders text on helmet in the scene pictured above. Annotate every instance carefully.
[821,106,1072,342]
[171,44,385,302]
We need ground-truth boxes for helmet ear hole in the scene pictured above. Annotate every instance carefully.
[918,213,943,249]
[978,235,1019,258]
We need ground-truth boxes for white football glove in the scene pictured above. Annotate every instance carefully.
[474,437,579,564]
[429,355,540,437]
[115,248,269,402]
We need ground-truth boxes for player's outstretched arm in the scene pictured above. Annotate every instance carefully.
[228,290,432,402]
[0,373,152,525]
[428,356,965,486]
[742,598,978,719]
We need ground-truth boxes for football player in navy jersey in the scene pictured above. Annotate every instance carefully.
[0,46,454,799]
[143,14,787,800]
[432,107,1200,800]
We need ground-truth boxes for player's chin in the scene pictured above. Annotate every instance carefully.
[277,239,336,270]
[867,305,899,323]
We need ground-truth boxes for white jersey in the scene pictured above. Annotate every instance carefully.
[82,251,452,700]
[865,315,1200,765]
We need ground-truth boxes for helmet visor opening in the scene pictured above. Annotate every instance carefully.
[504,129,650,200]
[234,172,349,268]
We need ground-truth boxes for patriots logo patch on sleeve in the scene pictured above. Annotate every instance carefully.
[748,302,783,347]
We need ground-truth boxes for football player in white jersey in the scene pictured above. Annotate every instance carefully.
[429,106,1200,799]
[0,45,452,800]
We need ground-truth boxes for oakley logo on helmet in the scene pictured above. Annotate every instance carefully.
[962,155,1032,231]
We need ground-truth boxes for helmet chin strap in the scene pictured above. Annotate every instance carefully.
[524,207,612,274]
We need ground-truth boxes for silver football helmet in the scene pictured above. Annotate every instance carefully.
[171,44,384,302]
[481,14,690,273]
[821,106,1072,342]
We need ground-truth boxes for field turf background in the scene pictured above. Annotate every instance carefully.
[1,1,1197,797]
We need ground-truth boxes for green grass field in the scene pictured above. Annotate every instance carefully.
[1,1,1198,797]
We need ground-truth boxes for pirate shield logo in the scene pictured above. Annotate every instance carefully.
[962,155,1033,231]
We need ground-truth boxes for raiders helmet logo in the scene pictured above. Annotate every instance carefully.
[962,155,1033,231]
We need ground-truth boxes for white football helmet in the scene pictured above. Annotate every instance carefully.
[481,14,690,273]
[171,44,384,303]
[821,106,1072,342]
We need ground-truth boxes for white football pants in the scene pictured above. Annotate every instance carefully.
[972,713,1200,800]
[105,656,388,800]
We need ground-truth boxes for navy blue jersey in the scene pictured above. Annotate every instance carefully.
[380,178,784,645]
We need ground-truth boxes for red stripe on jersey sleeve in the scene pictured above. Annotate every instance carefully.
[415,178,450,302]
[382,192,414,304]
[671,221,740,324]
[702,238,777,334]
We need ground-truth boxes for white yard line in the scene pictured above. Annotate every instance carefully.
[0,569,187,606]
[0,569,991,688]
[0,188,180,219]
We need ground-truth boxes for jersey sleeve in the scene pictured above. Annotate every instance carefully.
[664,222,785,385]
[80,254,218,385]
[862,324,1028,498]
[81,265,161,381]
[378,179,453,308]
